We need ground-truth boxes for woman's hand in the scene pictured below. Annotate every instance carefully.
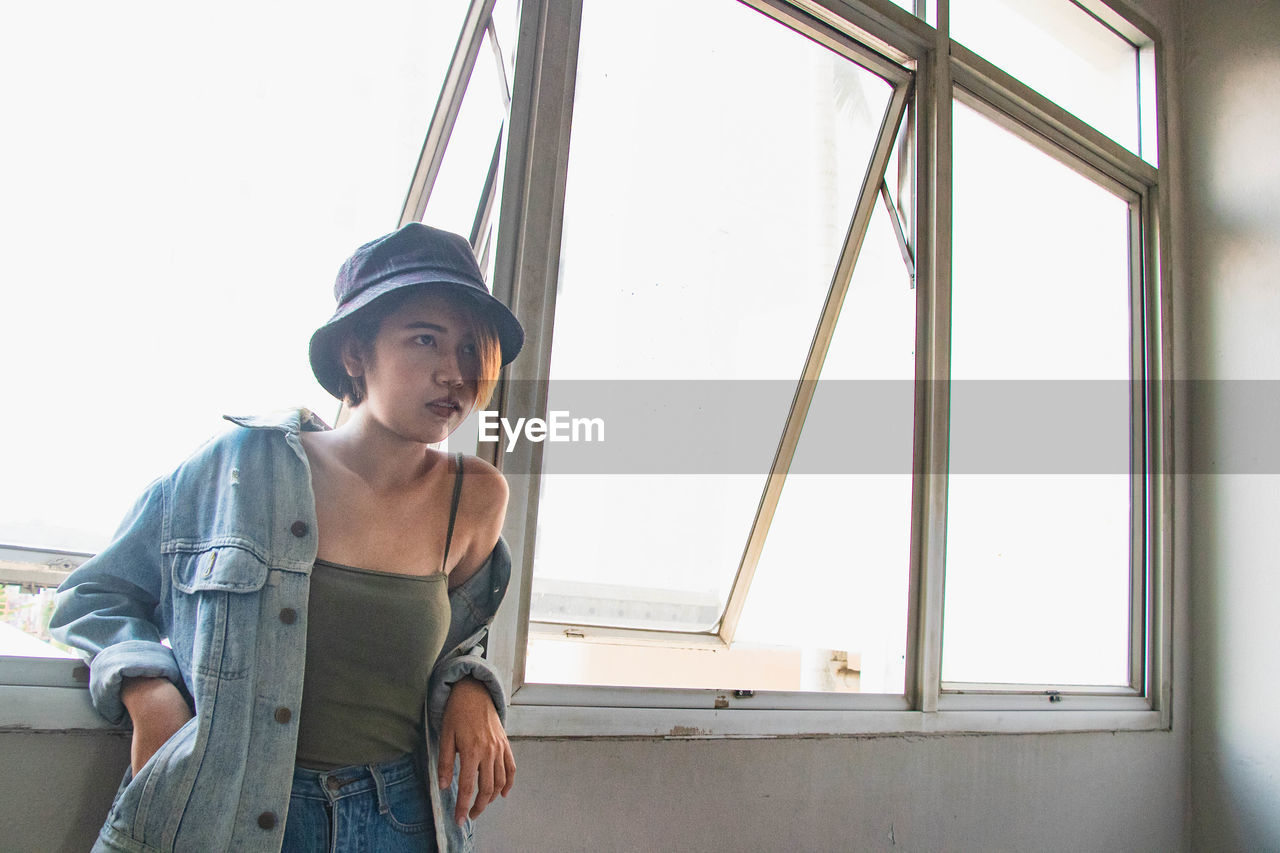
[121,676,193,775]
[438,676,516,825]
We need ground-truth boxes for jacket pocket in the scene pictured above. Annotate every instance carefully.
[171,544,269,594]
[168,545,268,681]
[104,715,203,849]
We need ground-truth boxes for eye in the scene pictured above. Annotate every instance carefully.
[413,334,436,347]
[461,343,478,356]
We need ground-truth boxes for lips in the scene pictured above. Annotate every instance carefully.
[427,397,460,416]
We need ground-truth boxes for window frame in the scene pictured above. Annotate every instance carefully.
[482,0,1174,736]
[0,0,1173,738]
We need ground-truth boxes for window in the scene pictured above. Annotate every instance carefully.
[0,0,520,720]
[5,0,1171,737]
[521,0,913,696]
[944,97,1136,689]
[471,0,1170,735]
[0,546,81,659]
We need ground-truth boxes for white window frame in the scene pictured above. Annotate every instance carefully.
[481,0,1174,737]
[2,0,1173,738]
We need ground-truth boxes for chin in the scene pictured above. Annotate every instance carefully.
[384,418,452,447]
[420,425,455,445]
[430,420,464,445]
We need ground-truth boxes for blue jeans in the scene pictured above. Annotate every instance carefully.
[282,754,437,853]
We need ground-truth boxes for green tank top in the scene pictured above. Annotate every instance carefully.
[294,560,450,770]
[294,453,464,770]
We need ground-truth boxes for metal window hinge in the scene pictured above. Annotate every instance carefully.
[879,179,916,289]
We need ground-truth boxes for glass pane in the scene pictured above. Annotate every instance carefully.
[0,584,76,659]
[1,0,462,552]
[942,101,1133,687]
[885,0,936,21]
[417,0,474,110]
[734,201,917,694]
[432,13,525,457]
[951,0,1140,153]
[1138,45,1158,166]
[886,0,936,22]
[493,0,520,93]
[422,31,508,242]
[526,0,893,644]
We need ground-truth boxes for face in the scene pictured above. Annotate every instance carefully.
[344,289,481,444]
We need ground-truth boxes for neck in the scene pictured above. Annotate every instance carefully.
[323,407,441,493]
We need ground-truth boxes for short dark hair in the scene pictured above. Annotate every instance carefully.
[338,285,502,410]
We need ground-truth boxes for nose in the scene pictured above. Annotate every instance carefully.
[434,349,465,388]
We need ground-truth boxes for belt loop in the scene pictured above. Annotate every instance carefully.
[371,763,391,815]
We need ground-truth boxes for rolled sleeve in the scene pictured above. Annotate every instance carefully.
[427,650,508,733]
[49,478,178,725]
[85,641,183,725]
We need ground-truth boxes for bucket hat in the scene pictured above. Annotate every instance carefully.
[309,223,524,399]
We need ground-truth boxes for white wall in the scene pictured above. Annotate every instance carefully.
[480,732,1183,851]
[1178,0,1280,848]
[0,730,129,851]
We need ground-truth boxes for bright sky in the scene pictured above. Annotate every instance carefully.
[1,1,470,550]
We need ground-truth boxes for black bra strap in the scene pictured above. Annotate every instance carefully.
[442,452,465,572]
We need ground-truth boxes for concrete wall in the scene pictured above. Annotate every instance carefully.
[480,732,1182,852]
[0,727,1184,853]
[1178,0,1280,849]
[0,730,129,851]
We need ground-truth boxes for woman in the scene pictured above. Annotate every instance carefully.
[51,223,523,852]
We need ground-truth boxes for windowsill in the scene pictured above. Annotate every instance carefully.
[2,683,1163,738]
[0,655,122,733]
[0,684,122,733]
[0,659,1165,737]
[504,704,1168,739]
[502,679,1166,738]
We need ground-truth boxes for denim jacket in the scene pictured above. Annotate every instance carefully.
[50,409,511,852]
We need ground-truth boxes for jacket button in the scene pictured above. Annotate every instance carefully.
[279,608,297,625]
[257,812,277,830]
[290,521,309,538]
[274,706,292,724]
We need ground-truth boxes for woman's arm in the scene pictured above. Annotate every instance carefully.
[51,478,194,774]
[121,676,194,773]
[438,675,516,825]
[446,456,509,590]
[435,456,515,824]
[50,479,186,726]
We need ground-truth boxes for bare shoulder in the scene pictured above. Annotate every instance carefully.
[298,427,338,465]
[455,453,509,517]
[449,454,510,586]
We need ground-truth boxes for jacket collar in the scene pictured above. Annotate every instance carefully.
[223,408,332,434]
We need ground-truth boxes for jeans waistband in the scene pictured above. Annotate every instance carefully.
[291,753,421,803]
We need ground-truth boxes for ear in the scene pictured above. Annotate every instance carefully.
[340,336,366,379]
